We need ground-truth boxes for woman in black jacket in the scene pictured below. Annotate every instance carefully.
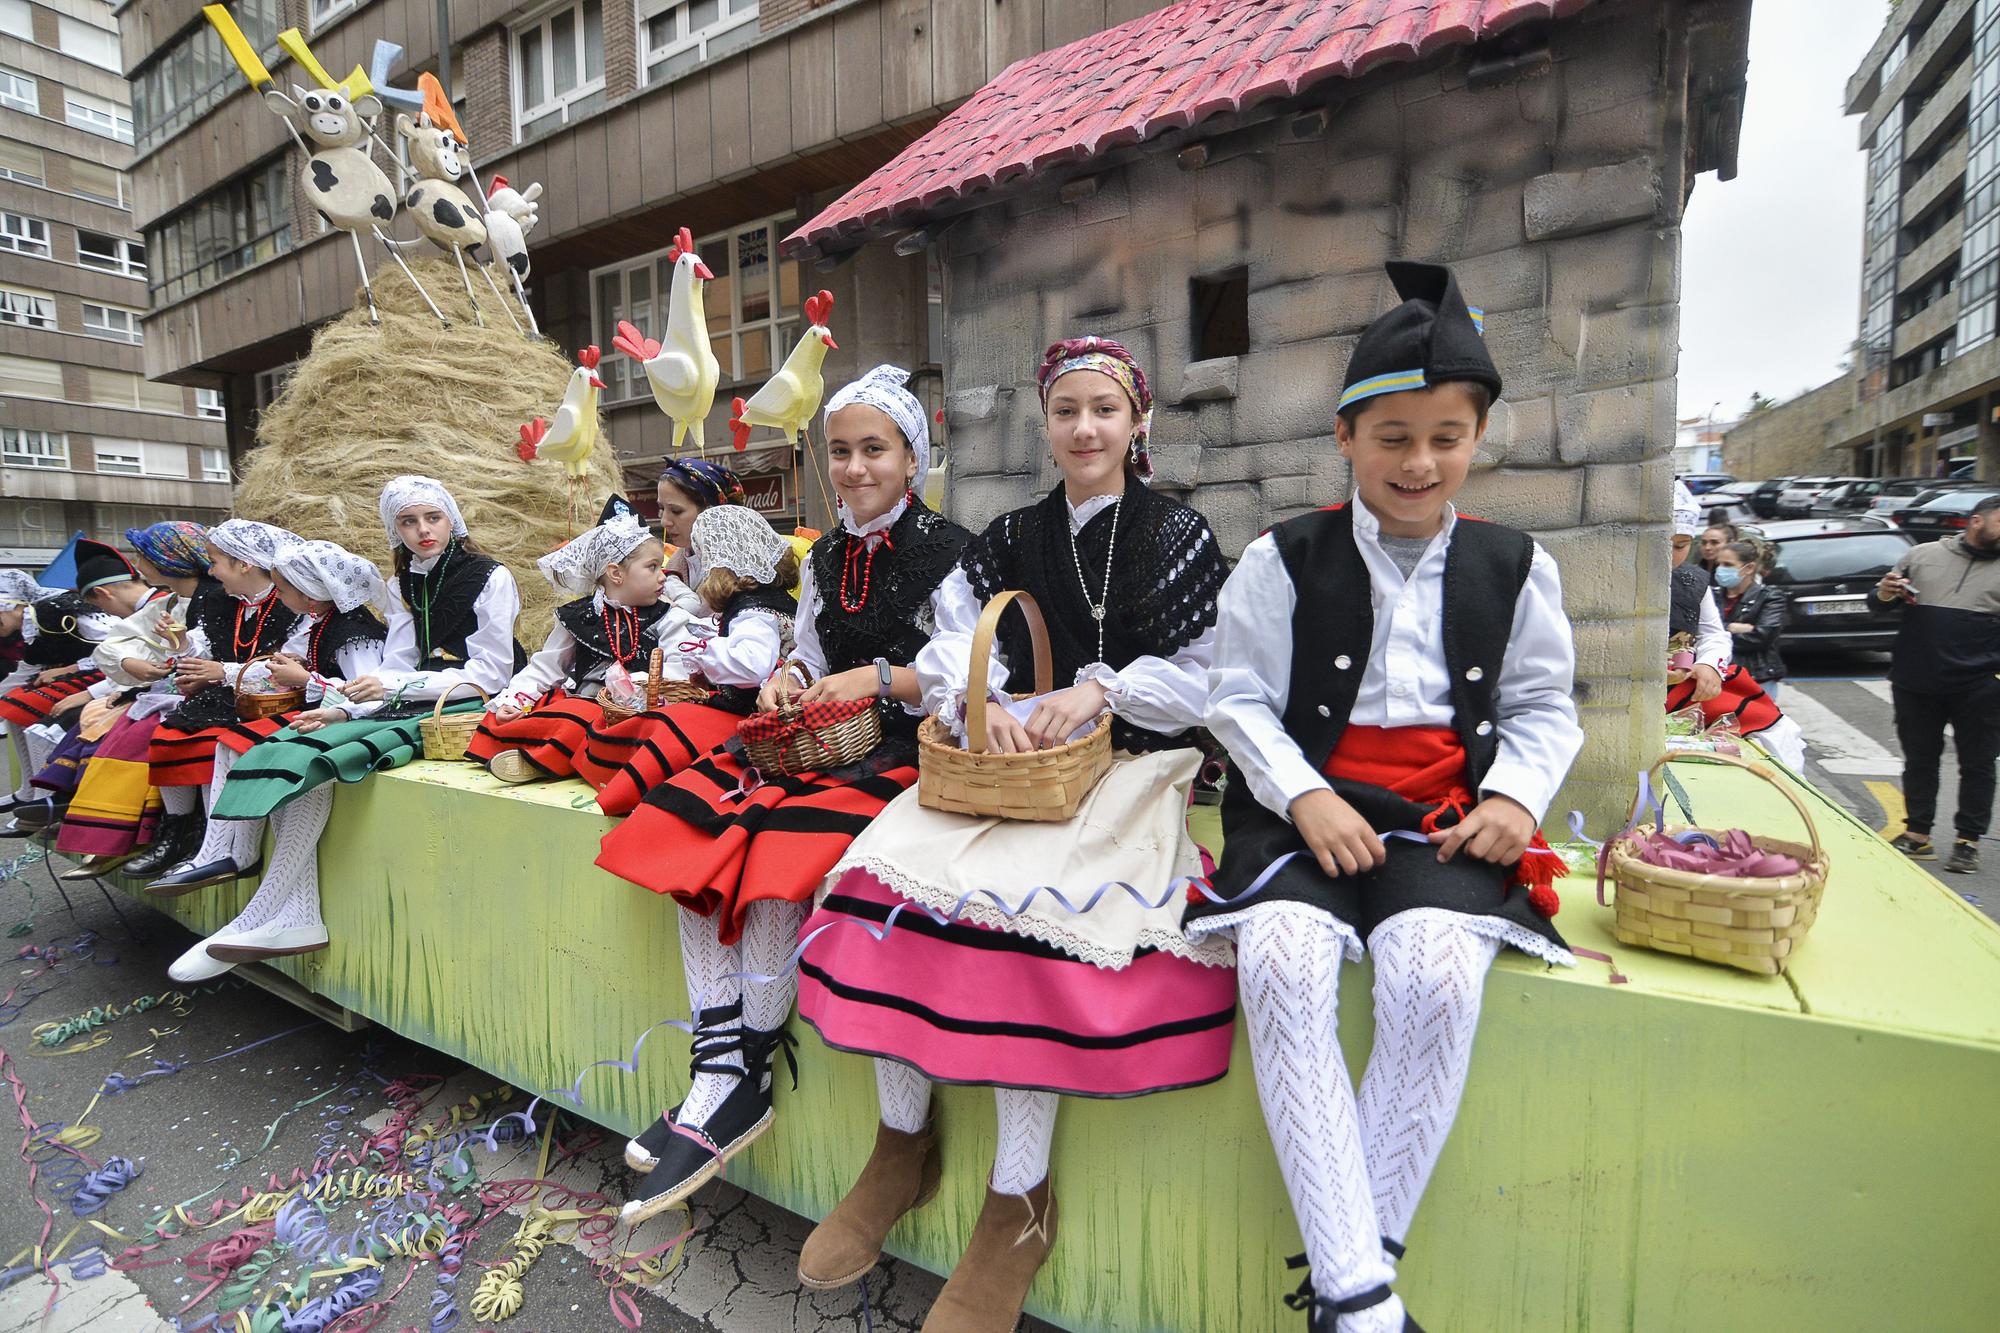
[1714,540,1789,695]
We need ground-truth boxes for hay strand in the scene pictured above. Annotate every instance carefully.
[235,257,619,643]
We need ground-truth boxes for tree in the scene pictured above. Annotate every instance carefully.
[1744,391,1779,416]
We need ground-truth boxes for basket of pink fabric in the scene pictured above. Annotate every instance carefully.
[1603,750,1829,975]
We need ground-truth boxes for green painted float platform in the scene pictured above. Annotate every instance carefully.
[103,754,2000,1331]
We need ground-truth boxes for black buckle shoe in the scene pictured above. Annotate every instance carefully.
[145,856,260,896]
[122,812,202,879]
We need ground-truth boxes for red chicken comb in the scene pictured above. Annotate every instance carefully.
[666,226,697,263]
[487,175,508,197]
[577,345,601,371]
[804,290,834,327]
[517,417,547,460]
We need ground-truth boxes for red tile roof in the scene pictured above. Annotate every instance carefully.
[784,0,1596,257]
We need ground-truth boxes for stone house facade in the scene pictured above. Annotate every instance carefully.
[1721,374,1860,481]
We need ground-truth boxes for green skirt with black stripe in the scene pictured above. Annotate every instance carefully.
[207,699,485,820]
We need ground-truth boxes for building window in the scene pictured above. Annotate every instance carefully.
[201,446,230,482]
[0,2,30,43]
[143,442,191,477]
[0,66,35,113]
[589,212,802,405]
[65,92,134,144]
[0,138,43,185]
[81,302,143,343]
[514,0,605,138]
[0,286,54,329]
[93,442,144,475]
[77,230,147,278]
[639,0,760,86]
[0,498,60,550]
[253,362,297,412]
[67,157,124,207]
[2,428,69,470]
[145,158,291,304]
[1191,267,1250,361]
[84,367,184,414]
[0,355,64,400]
[56,15,123,72]
[310,0,358,29]
[0,212,49,256]
[130,0,282,156]
[195,387,225,420]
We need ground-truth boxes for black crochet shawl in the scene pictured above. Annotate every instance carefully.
[394,540,525,673]
[302,605,387,676]
[555,595,671,684]
[959,472,1226,753]
[165,580,303,730]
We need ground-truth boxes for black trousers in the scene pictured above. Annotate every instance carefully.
[1893,681,2000,840]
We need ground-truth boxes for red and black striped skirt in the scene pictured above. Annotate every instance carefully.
[1666,663,1783,738]
[0,670,104,727]
[574,703,745,814]
[462,691,609,778]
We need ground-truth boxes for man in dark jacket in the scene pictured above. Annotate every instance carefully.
[1877,494,2000,873]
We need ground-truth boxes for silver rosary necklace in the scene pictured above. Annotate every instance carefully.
[1068,496,1121,660]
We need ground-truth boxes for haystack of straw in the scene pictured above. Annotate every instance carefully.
[235,257,619,644]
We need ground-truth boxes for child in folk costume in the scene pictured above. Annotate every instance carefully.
[465,503,674,784]
[606,367,969,1226]
[139,521,304,890]
[163,541,394,982]
[792,339,1234,1331]
[198,477,523,841]
[1187,263,1585,1332]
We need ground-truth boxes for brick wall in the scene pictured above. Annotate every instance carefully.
[761,0,827,33]
[1720,375,1858,480]
[935,0,1701,826]
[461,25,512,157]
[604,0,639,102]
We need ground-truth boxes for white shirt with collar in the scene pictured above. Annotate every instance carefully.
[1691,580,1732,673]
[494,589,689,710]
[376,551,523,703]
[1206,494,1583,824]
[918,491,1217,741]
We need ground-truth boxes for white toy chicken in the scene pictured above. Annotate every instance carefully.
[614,227,720,453]
[518,345,605,478]
[729,291,837,450]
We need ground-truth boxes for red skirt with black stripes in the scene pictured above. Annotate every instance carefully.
[595,744,916,946]
[574,703,747,814]
[1666,663,1783,738]
[0,670,104,726]
[213,712,303,756]
[462,691,610,778]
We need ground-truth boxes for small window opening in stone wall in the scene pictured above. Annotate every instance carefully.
[1191,267,1249,361]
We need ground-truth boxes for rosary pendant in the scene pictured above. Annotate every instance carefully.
[1090,605,1106,621]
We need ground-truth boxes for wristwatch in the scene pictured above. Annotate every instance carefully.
[873,657,894,699]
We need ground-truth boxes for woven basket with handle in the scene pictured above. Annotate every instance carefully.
[598,647,713,724]
[738,679,882,775]
[1603,750,1830,976]
[420,681,490,762]
[235,654,306,721]
[916,589,1112,822]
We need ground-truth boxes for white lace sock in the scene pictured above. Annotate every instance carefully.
[192,751,261,864]
[6,725,32,800]
[159,783,196,816]
[875,1060,931,1135]
[21,727,54,788]
[215,785,331,936]
[989,1088,1058,1195]
[1357,910,1502,1249]
[1238,910,1403,1333]
[738,899,806,1034]
[676,904,744,1126]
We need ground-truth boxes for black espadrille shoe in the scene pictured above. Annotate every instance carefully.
[619,1021,797,1225]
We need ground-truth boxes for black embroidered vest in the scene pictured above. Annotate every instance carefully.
[22,593,101,668]
[396,546,526,673]
[703,586,796,715]
[555,595,670,685]
[1669,562,1711,640]
[303,605,387,676]
[187,583,300,664]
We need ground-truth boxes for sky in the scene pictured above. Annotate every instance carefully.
[1677,0,1883,424]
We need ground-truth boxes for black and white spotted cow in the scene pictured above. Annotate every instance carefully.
[395,112,486,252]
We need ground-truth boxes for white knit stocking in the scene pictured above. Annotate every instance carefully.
[676,904,743,1126]
[7,725,31,800]
[159,783,196,816]
[214,785,331,937]
[192,750,261,864]
[22,728,54,785]
[989,1088,1058,1195]
[1238,909,1403,1333]
[738,899,805,1034]
[875,1060,931,1135]
[1356,910,1501,1249]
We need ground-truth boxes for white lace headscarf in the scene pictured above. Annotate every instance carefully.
[1673,480,1703,538]
[824,364,931,496]
[536,513,656,598]
[378,476,468,550]
[0,569,60,610]
[208,519,299,569]
[685,505,791,591]
[275,540,391,615]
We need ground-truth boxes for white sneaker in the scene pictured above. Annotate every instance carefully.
[204,922,329,965]
[169,937,239,983]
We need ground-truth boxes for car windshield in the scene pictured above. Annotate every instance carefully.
[1915,490,2000,513]
[1770,534,1912,583]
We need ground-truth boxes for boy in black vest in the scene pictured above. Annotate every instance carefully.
[1188,262,1585,1331]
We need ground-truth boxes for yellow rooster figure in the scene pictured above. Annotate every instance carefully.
[728,291,837,451]
[517,345,605,478]
[614,226,720,453]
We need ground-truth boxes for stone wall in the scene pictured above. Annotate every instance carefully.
[935,0,1704,827]
[1720,374,1860,480]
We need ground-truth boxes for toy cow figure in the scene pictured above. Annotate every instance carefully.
[393,110,519,330]
[261,83,448,327]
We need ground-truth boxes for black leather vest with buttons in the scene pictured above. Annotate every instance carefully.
[1270,504,1535,791]
[1669,561,1710,639]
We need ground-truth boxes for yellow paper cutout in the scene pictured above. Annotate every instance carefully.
[201,4,272,87]
[275,28,374,99]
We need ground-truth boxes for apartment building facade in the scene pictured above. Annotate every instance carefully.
[1832,0,2000,478]
[118,0,1153,529]
[0,0,230,569]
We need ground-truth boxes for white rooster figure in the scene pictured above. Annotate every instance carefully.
[476,174,544,336]
[614,227,720,454]
[729,291,837,450]
[518,345,606,526]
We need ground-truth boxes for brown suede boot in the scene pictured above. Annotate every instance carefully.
[797,1119,942,1290]
[921,1177,1058,1333]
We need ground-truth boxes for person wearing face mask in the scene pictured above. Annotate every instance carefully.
[1712,540,1788,697]
[1876,492,2000,874]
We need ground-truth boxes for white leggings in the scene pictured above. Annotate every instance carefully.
[673,900,808,1125]
[873,1060,1058,1196]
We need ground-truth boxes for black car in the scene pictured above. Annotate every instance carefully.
[1749,476,1796,518]
[1764,526,1917,652]
[1896,489,2000,542]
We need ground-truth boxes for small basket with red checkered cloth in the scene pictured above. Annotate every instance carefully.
[737,686,882,775]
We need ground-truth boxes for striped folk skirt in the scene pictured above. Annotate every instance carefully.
[0,670,105,727]
[463,691,608,779]
[573,703,745,814]
[56,712,163,857]
[595,742,916,947]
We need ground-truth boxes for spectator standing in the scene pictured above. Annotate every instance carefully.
[1714,541,1787,696]
[1700,523,1738,574]
[1877,494,2000,874]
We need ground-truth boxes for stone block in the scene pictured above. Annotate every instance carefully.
[1195,153,1276,229]
[1482,307,1569,400]
[1260,469,1344,513]
[1574,301,1678,391]
[946,384,1001,425]
[1580,457,1673,526]
[1523,157,1663,242]
[949,472,1031,533]
[1193,482,1267,558]
[1179,356,1239,403]
[1323,87,1404,162]
[1457,466,1585,530]
[1555,96,1662,174]
[1071,172,1130,227]
[1567,614,1659,688]
[1199,437,1316,485]
[1147,405,1201,490]
[1233,338,1348,445]
[1556,382,1673,465]
[1450,246,1548,316]
[1489,395,1558,466]
[1247,270,1390,345]
[1275,149,1403,215]
[1540,524,1649,621]
[1546,224,1681,355]
[1553,10,1667,117]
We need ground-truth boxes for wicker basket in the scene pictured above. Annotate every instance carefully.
[1603,750,1830,976]
[739,682,882,775]
[916,590,1113,822]
[236,655,306,721]
[420,682,490,762]
[598,648,711,724]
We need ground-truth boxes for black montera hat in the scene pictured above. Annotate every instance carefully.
[1338,261,1500,412]
[76,538,140,593]
[598,494,636,524]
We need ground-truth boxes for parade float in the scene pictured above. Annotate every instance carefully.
[9,1,2000,1330]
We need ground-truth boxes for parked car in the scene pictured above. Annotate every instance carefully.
[1742,516,1898,541]
[1884,480,1989,524]
[1749,476,1797,518]
[1896,489,2000,542]
[1775,476,1859,518]
[1762,525,1916,652]
[1858,476,1971,516]
[1699,497,1759,528]
[1678,472,1738,495]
